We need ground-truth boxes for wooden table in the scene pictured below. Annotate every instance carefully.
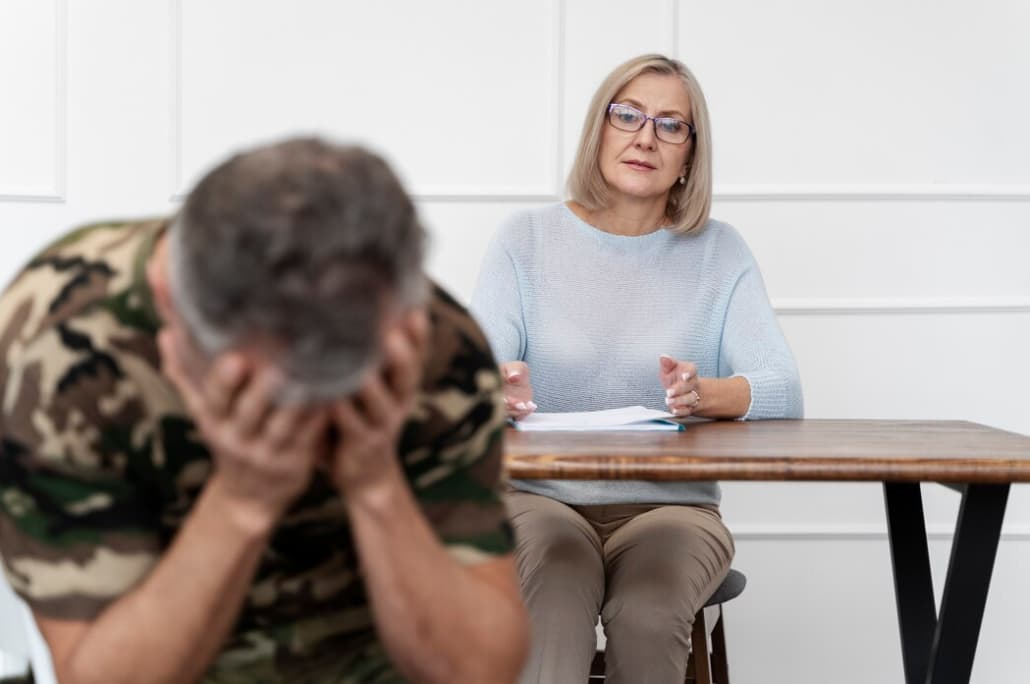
[504,419,1030,684]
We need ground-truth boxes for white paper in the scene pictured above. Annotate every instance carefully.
[513,406,684,431]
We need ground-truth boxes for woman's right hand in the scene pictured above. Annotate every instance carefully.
[500,361,537,420]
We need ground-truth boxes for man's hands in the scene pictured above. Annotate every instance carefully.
[160,308,430,525]
[158,330,329,533]
[324,310,430,495]
[500,362,536,420]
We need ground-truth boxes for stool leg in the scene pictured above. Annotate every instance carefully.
[689,607,713,684]
[710,606,730,684]
[589,650,606,682]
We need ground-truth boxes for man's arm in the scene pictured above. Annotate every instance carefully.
[327,310,529,683]
[345,465,529,684]
[35,474,273,684]
[33,340,328,684]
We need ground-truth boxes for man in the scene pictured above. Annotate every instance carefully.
[0,138,529,683]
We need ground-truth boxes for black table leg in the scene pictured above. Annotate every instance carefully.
[884,482,1010,684]
[925,483,1009,684]
[884,482,937,684]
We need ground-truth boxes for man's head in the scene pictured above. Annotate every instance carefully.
[156,137,427,404]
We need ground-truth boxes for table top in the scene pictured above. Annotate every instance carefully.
[503,419,1030,483]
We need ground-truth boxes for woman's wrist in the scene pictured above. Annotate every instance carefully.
[694,376,751,419]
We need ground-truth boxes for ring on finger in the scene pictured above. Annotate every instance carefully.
[689,389,701,407]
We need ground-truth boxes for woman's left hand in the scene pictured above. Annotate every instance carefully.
[659,354,702,417]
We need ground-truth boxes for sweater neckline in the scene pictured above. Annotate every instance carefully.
[560,203,674,246]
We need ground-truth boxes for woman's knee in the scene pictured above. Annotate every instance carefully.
[506,492,604,584]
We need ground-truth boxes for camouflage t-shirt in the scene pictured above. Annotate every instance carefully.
[0,219,512,683]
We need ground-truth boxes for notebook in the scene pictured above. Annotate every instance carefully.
[512,406,684,432]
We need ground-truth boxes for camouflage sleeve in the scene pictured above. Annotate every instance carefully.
[0,251,165,620]
[399,286,514,565]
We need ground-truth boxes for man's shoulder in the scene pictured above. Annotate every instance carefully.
[423,282,498,389]
[0,218,166,343]
[0,218,175,467]
[402,282,504,475]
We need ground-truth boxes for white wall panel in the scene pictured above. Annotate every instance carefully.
[719,202,1030,302]
[679,0,1030,191]
[562,0,676,182]
[782,312,1030,435]
[0,0,64,200]
[418,200,531,301]
[1,1,1030,682]
[175,0,558,198]
[728,537,1030,683]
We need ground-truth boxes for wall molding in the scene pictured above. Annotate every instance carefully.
[169,0,562,202]
[731,523,1030,542]
[772,297,1030,316]
[715,184,1030,202]
[0,0,67,204]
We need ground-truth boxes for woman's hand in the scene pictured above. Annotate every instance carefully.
[659,354,702,417]
[159,330,329,533]
[500,362,536,420]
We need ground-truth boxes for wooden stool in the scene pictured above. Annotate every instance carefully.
[588,568,747,684]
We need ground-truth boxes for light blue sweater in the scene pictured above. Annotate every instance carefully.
[470,202,803,506]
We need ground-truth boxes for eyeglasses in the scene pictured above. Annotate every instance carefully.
[606,103,695,144]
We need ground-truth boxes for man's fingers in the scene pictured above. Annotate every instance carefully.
[354,375,394,427]
[264,404,311,450]
[158,330,205,416]
[232,367,276,439]
[383,327,422,403]
[158,330,186,389]
[405,308,430,357]
[295,410,331,452]
[204,354,249,418]
[333,400,365,437]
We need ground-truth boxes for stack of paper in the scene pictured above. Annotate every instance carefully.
[513,406,684,432]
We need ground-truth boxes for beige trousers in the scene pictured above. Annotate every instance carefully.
[506,490,734,684]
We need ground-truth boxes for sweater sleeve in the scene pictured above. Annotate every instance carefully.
[469,223,526,364]
[719,259,804,420]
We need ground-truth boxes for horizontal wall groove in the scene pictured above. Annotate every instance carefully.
[714,184,1030,202]
[0,0,67,205]
[0,188,64,203]
[773,297,1030,316]
[732,524,1030,541]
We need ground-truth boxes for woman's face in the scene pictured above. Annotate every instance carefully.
[597,72,694,207]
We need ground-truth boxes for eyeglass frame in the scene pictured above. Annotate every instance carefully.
[605,102,696,144]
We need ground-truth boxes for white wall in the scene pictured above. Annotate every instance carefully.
[2,1,1029,682]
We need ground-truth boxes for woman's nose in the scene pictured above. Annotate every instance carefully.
[633,121,657,149]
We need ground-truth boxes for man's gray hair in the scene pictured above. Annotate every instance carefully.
[168,138,427,403]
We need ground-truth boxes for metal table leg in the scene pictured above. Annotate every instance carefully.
[884,482,1009,684]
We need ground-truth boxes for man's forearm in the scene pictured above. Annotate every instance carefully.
[45,475,271,684]
[345,466,529,684]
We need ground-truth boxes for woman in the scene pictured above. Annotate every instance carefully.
[471,54,802,683]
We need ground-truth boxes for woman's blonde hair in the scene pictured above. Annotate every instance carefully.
[567,54,712,235]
